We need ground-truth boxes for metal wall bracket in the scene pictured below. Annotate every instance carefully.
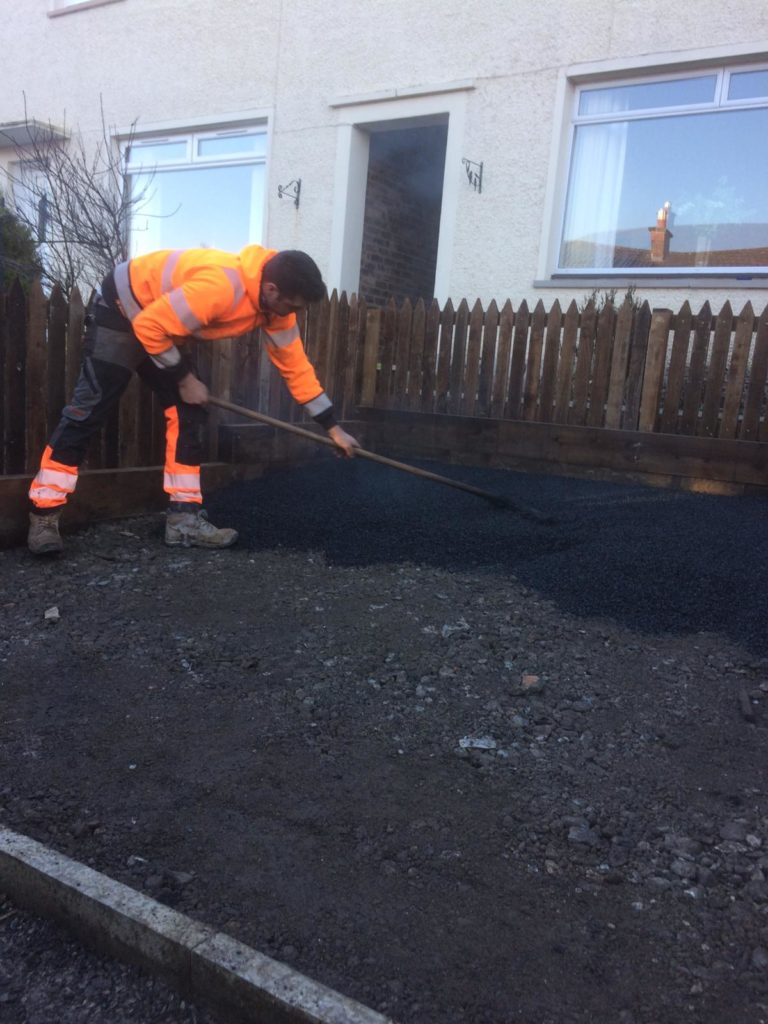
[461,159,483,193]
[277,178,301,208]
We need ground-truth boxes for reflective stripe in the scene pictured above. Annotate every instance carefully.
[303,392,332,417]
[151,346,182,369]
[164,472,202,502]
[162,250,183,293]
[34,468,77,492]
[113,261,142,320]
[168,288,203,332]
[265,324,301,348]
[221,267,245,307]
[29,484,73,502]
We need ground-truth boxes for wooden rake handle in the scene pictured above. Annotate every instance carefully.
[208,396,554,522]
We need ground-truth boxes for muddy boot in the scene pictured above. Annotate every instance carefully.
[28,509,64,556]
[164,507,238,549]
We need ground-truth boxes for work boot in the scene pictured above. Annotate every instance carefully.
[164,507,238,549]
[28,509,64,556]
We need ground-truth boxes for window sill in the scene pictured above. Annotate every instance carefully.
[48,0,125,17]
[534,275,768,289]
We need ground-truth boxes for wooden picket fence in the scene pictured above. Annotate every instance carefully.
[1,277,767,481]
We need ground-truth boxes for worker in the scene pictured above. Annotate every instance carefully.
[27,247,359,555]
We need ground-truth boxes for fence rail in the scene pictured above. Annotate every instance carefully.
[1,277,767,480]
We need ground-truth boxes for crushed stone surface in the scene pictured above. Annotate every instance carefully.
[1,458,768,1024]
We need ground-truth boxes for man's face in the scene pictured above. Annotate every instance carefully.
[261,282,307,318]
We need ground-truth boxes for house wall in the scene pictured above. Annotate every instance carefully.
[1,0,767,310]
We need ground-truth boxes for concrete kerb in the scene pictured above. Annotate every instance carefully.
[0,826,395,1024]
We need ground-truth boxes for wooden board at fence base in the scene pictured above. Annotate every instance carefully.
[355,408,768,490]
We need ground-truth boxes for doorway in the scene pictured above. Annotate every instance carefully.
[358,124,447,305]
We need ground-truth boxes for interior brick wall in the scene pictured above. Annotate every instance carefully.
[358,126,446,307]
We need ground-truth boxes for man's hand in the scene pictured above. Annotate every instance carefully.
[326,425,360,458]
[178,373,209,406]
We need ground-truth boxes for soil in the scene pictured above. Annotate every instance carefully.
[1,457,768,1024]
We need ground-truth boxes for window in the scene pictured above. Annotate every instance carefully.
[557,63,768,275]
[125,126,267,257]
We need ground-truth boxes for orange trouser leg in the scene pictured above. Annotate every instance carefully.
[29,446,79,509]
[163,406,202,504]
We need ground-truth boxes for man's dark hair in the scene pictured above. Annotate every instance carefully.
[262,250,326,302]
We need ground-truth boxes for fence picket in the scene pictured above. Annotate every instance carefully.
[523,300,547,421]
[553,300,579,424]
[447,299,469,416]
[681,303,712,435]
[360,307,381,408]
[491,300,513,419]
[330,292,352,417]
[47,285,68,433]
[538,299,561,423]
[477,299,498,418]
[571,301,596,426]
[25,279,48,474]
[505,300,528,420]
[741,306,768,441]
[587,302,615,428]
[699,302,732,437]
[434,299,454,414]
[660,301,692,434]
[407,298,426,413]
[462,299,484,416]
[604,297,635,429]
[623,301,652,430]
[720,302,754,440]
[393,298,413,410]
[419,299,440,413]
[638,308,672,433]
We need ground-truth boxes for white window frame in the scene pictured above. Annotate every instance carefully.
[123,121,269,256]
[540,49,768,282]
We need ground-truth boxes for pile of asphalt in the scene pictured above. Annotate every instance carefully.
[209,457,768,656]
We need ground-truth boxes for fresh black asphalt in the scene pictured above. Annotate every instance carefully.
[208,456,768,656]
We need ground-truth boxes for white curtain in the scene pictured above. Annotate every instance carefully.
[561,91,629,269]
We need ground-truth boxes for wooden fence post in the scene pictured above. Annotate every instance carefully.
[623,300,652,430]
[718,302,753,440]
[638,308,672,433]
[25,278,48,474]
[360,307,381,407]
[741,305,768,441]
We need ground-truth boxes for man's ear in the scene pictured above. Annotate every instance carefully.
[261,281,279,304]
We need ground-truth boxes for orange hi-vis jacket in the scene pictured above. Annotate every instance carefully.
[112,246,333,421]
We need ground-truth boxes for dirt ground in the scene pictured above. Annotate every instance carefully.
[1,457,768,1024]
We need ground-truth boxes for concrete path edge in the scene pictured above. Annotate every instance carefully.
[0,825,394,1024]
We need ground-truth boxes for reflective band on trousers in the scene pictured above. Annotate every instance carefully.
[33,467,77,492]
[29,484,73,503]
[303,392,332,417]
[266,324,301,348]
[164,471,202,502]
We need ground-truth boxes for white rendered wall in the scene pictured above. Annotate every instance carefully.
[1,0,767,310]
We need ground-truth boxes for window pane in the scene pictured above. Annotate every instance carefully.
[129,164,265,255]
[728,69,768,101]
[560,107,768,270]
[197,133,267,159]
[578,75,717,115]
[126,140,188,167]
